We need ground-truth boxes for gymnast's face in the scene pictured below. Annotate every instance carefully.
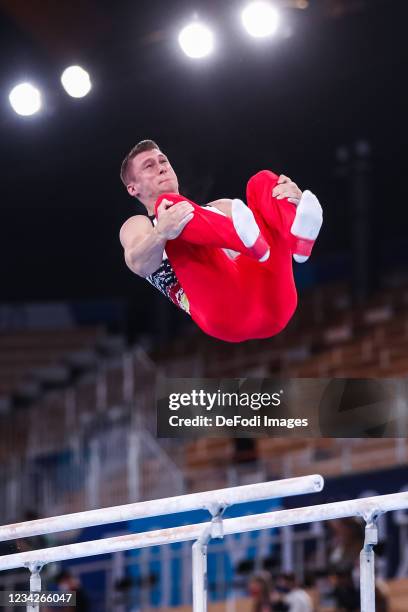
[127,148,179,203]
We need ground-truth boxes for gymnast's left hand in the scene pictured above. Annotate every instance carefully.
[273,174,302,204]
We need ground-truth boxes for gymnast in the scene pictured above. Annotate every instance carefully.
[119,140,323,342]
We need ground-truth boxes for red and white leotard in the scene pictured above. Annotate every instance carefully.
[148,170,299,342]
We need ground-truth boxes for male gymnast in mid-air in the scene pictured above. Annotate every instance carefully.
[119,140,323,342]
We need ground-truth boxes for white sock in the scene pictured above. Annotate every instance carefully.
[291,190,323,263]
[231,199,270,262]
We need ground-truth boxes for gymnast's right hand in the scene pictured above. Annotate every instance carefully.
[155,198,194,240]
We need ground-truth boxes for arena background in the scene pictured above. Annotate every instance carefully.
[1,0,407,610]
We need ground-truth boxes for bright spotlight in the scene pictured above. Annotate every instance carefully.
[178,22,214,59]
[9,83,42,116]
[242,1,280,38]
[61,65,92,98]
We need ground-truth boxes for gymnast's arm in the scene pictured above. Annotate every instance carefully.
[120,215,165,277]
[120,199,194,277]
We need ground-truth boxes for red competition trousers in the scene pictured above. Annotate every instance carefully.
[155,170,298,342]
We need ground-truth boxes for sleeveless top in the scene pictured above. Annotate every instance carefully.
[145,216,190,314]
[144,205,230,314]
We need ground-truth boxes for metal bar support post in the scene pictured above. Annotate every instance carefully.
[192,504,225,612]
[27,562,43,612]
[360,514,379,612]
